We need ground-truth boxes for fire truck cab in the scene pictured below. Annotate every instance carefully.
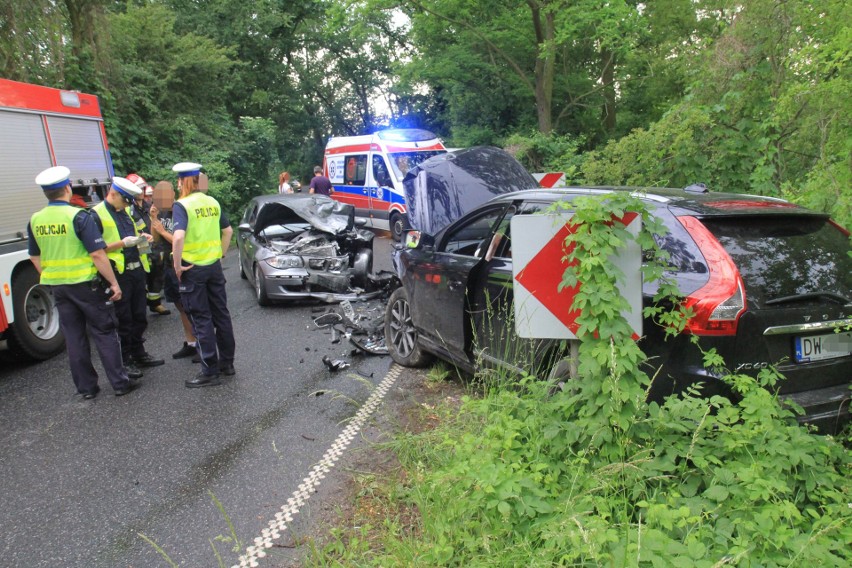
[323,128,446,241]
[0,78,114,361]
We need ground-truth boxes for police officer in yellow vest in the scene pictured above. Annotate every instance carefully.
[171,162,235,387]
[92,177,165,379]
[27,166,139,399]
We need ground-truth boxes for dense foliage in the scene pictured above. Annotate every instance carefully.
[2,1,848,224]
[312,195,852,566]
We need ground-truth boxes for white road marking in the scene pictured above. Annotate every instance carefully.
[234,364,402,567]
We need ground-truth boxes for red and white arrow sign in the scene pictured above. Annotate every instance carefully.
[511,212,643,339]
[532,172,566,188]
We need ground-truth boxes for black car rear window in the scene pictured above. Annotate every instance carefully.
[700,216,851,306]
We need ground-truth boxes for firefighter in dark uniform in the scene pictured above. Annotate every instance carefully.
[171,162,235,387]
[28,166,139,398]
[92,177,165,378]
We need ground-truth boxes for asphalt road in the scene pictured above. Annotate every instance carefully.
[0,231,402,567]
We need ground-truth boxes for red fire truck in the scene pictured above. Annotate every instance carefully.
[0,78,114,360]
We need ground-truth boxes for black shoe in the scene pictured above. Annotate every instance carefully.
[114,381,141,396]
[172,342,197,359]
[133,353,165,367]
[185,373,221,388]
[219,363,235,376]
[81,386,100,400]
[191,353,201,364]
[125,363,143,379]
[150,304,171,316]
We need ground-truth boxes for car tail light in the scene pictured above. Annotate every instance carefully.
[676,216,747,336]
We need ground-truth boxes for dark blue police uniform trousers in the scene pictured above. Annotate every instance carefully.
[53,282,132,394]
[179,261,235,376]
[115,265,149,361]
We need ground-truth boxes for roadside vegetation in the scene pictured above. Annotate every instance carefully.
[308,194,851,566]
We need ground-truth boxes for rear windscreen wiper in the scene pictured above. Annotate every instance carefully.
[765,291,851,306]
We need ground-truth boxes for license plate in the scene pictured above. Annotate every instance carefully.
[794,331,852,362]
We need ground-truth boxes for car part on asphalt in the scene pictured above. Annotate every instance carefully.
[322,355,350,372]
[313,296,393,357]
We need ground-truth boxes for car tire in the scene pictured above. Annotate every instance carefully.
[253,264,271,307]
[385,287,432,367]
[5,264,65,361]
[352,248,373,289]
[238,247,247,280]
[389,212,408,242]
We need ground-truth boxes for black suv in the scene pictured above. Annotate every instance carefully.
[384,148,851,433]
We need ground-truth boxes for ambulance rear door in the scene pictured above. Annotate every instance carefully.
[367,151,395,229]
[326,146,370,221]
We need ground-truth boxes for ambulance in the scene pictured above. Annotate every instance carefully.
[323,128,447,240]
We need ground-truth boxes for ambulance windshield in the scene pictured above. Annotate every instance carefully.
[389,151,446,181]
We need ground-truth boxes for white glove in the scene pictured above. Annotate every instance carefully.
[122,236,140,248]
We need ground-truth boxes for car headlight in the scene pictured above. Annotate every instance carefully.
[265,255,304,269]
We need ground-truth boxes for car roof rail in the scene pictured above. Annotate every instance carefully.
[684,183,709,194]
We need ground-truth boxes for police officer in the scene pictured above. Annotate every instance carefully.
[28,166,139,398]
[171,162,235,387]
[92,177,165,378]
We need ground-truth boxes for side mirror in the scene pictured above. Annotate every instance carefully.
[354,218,368,227]
[238,222,251,232]
[405,231,434,250]
[404,231,422,249]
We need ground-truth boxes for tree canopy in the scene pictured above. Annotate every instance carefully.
[0,0,848,225]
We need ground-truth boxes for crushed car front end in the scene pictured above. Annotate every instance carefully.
[239,195,380,303]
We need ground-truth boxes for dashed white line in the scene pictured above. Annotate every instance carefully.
[234,364,402,567]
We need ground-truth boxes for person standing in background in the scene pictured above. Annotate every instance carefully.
[28,166,138,398]
[149,181,198,359]
[278,171,293,194]
[308,165,332,196]
[142,184,170,316]
[125,174,169,315]
[171,162,236,387]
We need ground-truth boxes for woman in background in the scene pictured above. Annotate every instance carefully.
[278,171,293,194]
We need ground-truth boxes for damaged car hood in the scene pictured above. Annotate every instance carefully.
[253,194,356,235]
[402,146,538,235]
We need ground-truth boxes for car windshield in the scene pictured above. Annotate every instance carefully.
[701,216,851,305]
[388,151,446,181]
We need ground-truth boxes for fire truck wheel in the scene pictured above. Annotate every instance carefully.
[6,265,65,361]
[389,212,408,242]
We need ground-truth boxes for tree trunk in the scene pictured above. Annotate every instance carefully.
[529,2,555,134]
[600,47,616,133]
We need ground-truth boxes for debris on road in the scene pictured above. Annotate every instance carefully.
[322,356,351,372]
[311,291,392,357]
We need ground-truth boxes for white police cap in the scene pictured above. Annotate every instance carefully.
[111,176,143,203]
[35,166,71,191]
[172,162,202,178]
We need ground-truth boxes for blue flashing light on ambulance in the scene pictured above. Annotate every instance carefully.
[323,128,447,241]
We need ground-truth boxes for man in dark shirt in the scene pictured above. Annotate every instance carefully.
[309,165,333,196]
